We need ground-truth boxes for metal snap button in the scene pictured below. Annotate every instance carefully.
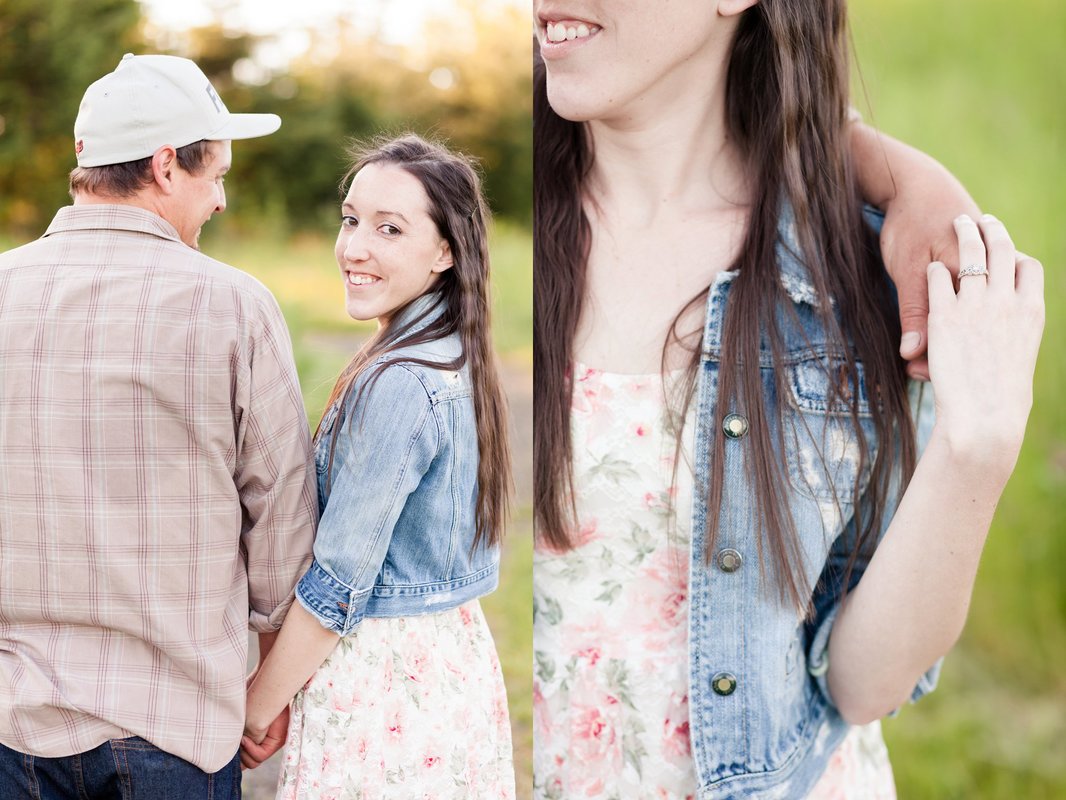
[722,413,749,439]
[712,672,737,696]
[716,548,743,573]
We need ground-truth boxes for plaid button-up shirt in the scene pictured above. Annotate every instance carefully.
[0,205,316,771]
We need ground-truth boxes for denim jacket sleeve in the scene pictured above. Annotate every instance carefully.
[295,364,440,634]
[806,380,941,712]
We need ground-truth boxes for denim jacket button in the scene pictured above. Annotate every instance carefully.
[716,548,743,573]
[712,672,738,696]
[722,413,749,439]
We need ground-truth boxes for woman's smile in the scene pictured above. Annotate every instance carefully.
[346,271,381,288]
[538,15,602,59]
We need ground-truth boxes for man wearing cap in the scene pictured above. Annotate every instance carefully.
[0,54,316,796]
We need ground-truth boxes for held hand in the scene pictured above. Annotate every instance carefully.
[880,165,982,380]
[239,704,290,770]
[926,215,1044,470]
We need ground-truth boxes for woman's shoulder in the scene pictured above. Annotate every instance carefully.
[366,333,470,401]
[358,337,466,407]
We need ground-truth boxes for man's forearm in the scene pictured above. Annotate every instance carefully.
[850,120,959,210]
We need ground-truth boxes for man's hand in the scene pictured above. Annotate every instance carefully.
[880,160,982,380]
[850,122,982,380]
[240,704,290,770]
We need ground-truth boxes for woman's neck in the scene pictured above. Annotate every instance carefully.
[584,50,748,223]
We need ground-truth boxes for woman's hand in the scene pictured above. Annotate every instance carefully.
[925,214,1044,473]
[239,705,290,770]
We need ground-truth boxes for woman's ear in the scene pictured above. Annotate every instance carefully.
[718,0,760,18]
[432,240,454,274]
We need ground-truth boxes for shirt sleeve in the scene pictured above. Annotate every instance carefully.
[805,380,941,712]
[295,364,440,635]
[235,293,317,633]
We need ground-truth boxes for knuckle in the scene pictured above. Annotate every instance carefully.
[898,299,930,318]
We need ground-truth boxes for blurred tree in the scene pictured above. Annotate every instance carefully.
[0,0,531,237]
[0,0,143,233]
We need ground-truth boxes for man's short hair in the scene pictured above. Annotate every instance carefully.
[68,139,213,199]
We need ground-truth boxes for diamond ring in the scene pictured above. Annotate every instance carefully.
[958,264,989,279]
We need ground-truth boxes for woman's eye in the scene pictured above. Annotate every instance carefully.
[379,224,401,236]
[340,215,357,228]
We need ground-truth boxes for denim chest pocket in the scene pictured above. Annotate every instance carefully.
[782,356,874,506]
[313,402,342,475]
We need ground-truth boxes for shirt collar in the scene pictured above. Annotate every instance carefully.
[43,205,186,246]
[388,289,449,335]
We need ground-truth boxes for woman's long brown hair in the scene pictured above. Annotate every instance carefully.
[322,134,511,551]
[534,1,917,610]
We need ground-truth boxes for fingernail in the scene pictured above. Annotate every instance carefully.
[900,332,921,354]
[981,213,997,222]
[954,214,972,224]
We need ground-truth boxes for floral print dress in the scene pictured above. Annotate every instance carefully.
[276,600,515,800]
[533,364,896,799]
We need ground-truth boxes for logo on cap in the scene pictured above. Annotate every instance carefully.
[75,139,84,155]
[205,83,223,113]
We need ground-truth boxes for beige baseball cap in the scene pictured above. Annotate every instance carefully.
[73,53,281,167]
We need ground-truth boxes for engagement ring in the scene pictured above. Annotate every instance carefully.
[958,264,989,278]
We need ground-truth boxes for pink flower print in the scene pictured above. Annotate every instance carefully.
[536,518,600,554]
[659,590,687,631]
[385,705,405,739]
[570,703,618,769]
[661,691,693,762]
[575,364,599,383]
[574,518,599,547]
[576,646,601,667]
[423,755,441,769]
[632,421,649,438]
[582,778,606,797]
[534,680,554,740]
[404,646,431,682]
[629,377,652,393]
[459,604,474,626]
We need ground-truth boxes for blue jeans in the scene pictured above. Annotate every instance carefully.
[0,738,240,799]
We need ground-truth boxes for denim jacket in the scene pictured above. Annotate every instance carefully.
[689,207,939,799]
[295,294,498,635]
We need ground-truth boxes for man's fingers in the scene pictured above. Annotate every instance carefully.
[894,263,931,359]
[239,745,263,771]
[926,261,955,315]
[241,735,274,761]
[904,357,930,382]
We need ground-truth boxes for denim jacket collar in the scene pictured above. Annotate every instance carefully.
[386,290,449,339]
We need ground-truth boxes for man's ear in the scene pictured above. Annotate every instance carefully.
[718,0,760,18]
[150,146,179,195]
[432,240,454,273]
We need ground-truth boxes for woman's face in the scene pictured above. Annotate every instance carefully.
[335,163,452,328]
[534,0,743,123]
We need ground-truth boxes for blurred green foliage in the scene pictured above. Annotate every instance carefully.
[0,0,532,235]
[0,0,143,229]
[850,1,1065,797]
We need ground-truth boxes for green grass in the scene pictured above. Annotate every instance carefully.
[851,2,1066,796]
